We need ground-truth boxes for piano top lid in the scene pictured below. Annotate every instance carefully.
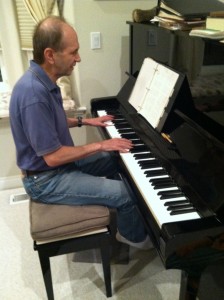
[174,108,224,147]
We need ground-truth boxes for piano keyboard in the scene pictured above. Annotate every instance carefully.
[97,110,200,228]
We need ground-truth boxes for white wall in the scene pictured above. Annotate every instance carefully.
[0,0,156,189]
[0,118,21,190]
[66,0,156,108]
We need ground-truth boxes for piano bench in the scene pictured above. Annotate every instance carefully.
[29,199,112,299]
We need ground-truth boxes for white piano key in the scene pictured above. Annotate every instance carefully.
[97,110,107,117]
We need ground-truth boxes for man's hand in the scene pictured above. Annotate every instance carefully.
[84,115,114,127]
[100,138,133,153]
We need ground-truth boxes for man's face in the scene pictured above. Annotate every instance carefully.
[53,26,81,78]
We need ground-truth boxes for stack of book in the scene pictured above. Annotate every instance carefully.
[152,0,207,30]
[190,11,224,40]
[207,11,224,31]
[151,16,205,31]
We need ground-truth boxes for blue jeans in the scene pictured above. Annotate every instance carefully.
[22,152,147,243]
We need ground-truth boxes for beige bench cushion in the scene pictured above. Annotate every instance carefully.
[30,200,110,241]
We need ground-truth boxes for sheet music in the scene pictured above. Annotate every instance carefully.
[128,58,179,129]
[128,58,158,111]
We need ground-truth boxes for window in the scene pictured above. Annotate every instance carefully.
[0,50,9,92]
[15,0,35,50]
[0,0,35,117]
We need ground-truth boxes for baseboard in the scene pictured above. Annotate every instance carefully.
[0,175,23,191]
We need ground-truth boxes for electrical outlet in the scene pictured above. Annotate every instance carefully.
[90,32,101,49]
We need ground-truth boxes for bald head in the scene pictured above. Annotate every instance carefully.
[33,16,76,64]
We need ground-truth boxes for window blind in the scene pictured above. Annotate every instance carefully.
[15,0,35,49]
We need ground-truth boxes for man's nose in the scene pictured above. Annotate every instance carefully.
[75,53,81,62]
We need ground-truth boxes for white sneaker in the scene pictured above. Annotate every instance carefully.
[116,232,154,250]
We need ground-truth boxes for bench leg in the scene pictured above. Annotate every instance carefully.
[100,233,112,297]
[179,271,199,300]
[38,251,55,300]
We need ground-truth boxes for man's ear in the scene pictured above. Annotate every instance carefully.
[44,48,55,64]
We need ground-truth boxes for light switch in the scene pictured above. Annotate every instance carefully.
[90,32,101,49]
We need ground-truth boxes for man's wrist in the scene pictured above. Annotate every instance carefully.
[77,116,83,127]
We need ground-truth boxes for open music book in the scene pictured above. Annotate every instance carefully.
[128,58,179,131]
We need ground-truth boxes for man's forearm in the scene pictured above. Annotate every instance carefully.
[43,143,102,167]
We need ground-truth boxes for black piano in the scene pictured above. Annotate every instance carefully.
[91,61,224,299]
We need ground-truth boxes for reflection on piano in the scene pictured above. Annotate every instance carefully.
[91,64,224,299]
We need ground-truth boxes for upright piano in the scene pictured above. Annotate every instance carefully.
[91,59,224,299]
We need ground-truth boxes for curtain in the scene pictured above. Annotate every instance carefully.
[23,0,59,23]
[23,0,75,109]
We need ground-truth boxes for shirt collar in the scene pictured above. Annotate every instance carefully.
[29,60,59,92]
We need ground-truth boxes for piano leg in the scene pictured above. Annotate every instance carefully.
[179,271,200,300]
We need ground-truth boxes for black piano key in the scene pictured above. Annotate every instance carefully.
[140,163,161,169]
[170,208,197,215]
[112,119,128,124]
[115,124,131,129]
[158,189,182,196]
[106,110,121,115]
[151,178,176,186]
[118,128,134,133]
[153,182,177,189]
[138,159,161,168]
[121,133,138,139]
[164,200,190,206]
[145,169,167,177]
[142,165,160,170]
[131,139,144,145]
[113,123,129,128]
[131,145,149,153]
[159,189,184,199]
[167,204,193,211]
[160,194,184,200]
[150,177,173,184]
[134,153,154,159]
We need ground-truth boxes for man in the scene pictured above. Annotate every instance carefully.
[10,16,152,250]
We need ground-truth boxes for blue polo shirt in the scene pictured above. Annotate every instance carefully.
[9,60,74,171]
